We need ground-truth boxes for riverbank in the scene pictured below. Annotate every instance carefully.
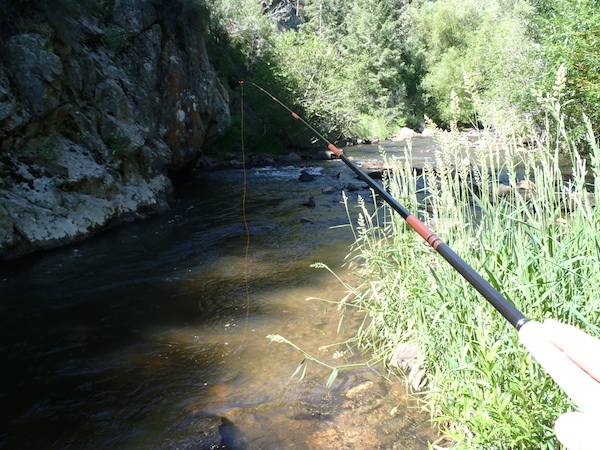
[0,1,230,262]
[340,123,599,447]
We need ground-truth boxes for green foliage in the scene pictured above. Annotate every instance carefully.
[406,0,600,139]
[205,0,276,60]
[267,30,359,135]
[204,0,314,154]
[530,0,600,138]
[206,0,600,151]
[266,0,421,140]
[206,32,313,154]
[334,98,600,446]
[301,0,348,42]
[343,0,406,111]
[196,0,421,142]
[410,0,538,129]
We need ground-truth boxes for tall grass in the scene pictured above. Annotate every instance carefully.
[340,100,600,447]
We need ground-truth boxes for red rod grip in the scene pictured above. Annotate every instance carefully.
[406,215,441,250]
[327,143,342,157]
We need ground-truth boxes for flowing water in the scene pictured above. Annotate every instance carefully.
[0,139,440,449]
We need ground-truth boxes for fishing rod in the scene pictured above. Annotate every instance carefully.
[242,80,600,414]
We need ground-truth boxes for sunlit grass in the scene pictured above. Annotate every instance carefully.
[336,104,600,448]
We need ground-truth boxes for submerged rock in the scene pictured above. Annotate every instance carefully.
[160,412,229,449]
[345,381,375,399]
[301,196,316,207]
[298,170,316,182]
[278,152,302,163]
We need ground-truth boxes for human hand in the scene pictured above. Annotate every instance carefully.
[543,319,600,450]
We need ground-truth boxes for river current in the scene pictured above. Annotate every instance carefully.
[0,139,439,448]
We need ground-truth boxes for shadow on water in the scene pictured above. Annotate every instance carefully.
[0,144,439,449]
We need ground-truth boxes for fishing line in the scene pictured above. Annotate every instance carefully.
[240,80,252,335]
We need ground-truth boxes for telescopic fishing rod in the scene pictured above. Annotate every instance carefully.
[242,80,600,414]
[245,80,527,329]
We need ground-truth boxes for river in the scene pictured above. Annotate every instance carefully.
[0,139,440,449]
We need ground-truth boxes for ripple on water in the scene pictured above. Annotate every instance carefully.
[0,146,441,448]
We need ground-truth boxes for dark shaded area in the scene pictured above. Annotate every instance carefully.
[205,41,318,156]
[0,159,360,448]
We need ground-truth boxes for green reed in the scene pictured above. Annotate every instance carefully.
[339,109,600,448]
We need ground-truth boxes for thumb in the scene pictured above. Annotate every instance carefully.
[555,412,599,450]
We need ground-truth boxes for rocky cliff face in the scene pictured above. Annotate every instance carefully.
[0,0,230,261]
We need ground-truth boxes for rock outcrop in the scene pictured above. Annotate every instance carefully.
[0,0,230,261]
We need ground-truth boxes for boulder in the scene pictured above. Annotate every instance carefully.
[312,149,337,160]
[360,161,392,179]
[160,412,226,449]
[0,0,230,261]
[298,170,316,182]
[391,127,419,141]
[497,183,512,197]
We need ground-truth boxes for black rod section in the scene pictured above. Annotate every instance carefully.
[245,81,529,330]
[340,153,527,329]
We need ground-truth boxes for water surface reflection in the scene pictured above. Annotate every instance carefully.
[1,144,437,448]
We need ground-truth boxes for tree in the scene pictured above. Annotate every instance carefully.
[270,0,421,138]
[205,0,276,59]
[411,0,538,129]
[530,0,600,137]
[300,0,348,42]
[267,29,359,134]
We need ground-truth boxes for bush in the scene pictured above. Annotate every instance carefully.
[411,0,539,130]
[205,0,312,154]
[531,0,600,141]
[266,0,419,140]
